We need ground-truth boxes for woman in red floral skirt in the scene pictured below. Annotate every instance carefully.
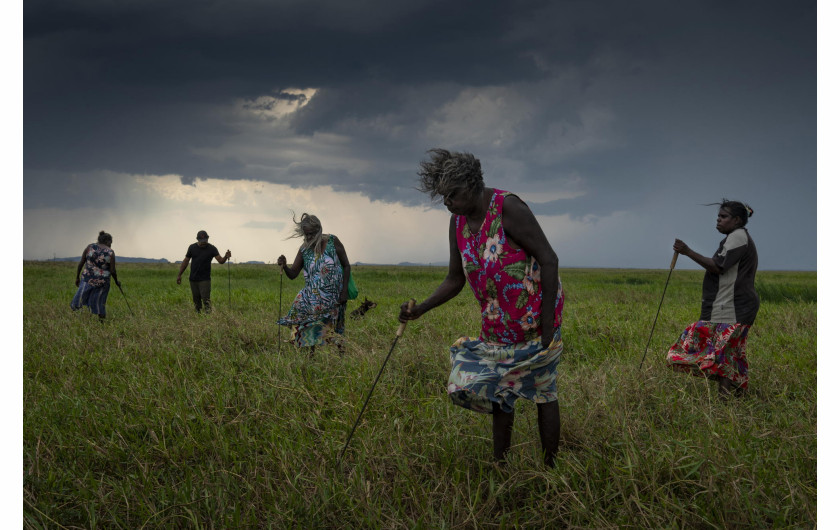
[667,199,759,397]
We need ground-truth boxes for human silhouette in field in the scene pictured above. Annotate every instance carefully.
[71,230,121,321]
[277,213,351,355]
[398,148,565,467]
[176,230,231,312]
[667,200,759,398]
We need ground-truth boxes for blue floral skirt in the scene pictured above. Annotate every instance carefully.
[447,327,563,414]
[70,280,110,316]
[278,303,346,348]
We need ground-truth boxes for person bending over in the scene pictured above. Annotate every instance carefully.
[71,230,121,321]
[398,148,565,467]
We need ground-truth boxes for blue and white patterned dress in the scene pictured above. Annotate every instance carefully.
[277,235,345,347]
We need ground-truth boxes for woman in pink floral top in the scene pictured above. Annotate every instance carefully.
[399,149,565,467]
[70,230,121,320]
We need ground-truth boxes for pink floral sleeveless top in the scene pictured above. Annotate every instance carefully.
[455,189,564,345]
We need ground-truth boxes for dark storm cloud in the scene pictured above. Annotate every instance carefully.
[25,0,814,223]
[25,0,542,205]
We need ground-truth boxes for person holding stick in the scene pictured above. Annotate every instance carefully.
[398,148,565,467]
[70,230,121,321]
[667,199,759,397]
[176,230,231,313]
[277,213,351,354]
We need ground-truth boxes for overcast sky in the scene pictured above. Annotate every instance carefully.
[23,0,816,269]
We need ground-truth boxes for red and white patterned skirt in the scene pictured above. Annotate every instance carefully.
[666,320,750,389]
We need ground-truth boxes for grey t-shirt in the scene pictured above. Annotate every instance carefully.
[700,228,760,325]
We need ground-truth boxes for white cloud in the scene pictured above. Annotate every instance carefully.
[135,174,313,208]
[425,85,536,148]
[235,88,319,121]
[423,75,616,167]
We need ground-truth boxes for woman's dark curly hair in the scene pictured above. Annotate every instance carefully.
[97,231,112,244]
[708,198,754,226]
[416,148,484,202]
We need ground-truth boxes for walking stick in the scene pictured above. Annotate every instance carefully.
[227,260,231,306]
[639,251,679,369]
[115,282,134,316]
[337,299,415,466]
[278,274,283,352]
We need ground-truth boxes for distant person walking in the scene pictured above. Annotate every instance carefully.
[667,199,759,397]
[398,148,565,467]
[71,230,121,321]
[176,230,231,312]
[277,213,351,354]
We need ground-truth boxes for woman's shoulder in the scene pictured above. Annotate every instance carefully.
[500,192,531,216]
[725,228,749,245]
[718,229,750,256]
[495,189,514,205]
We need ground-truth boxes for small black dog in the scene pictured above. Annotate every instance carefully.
[349,297,377,319]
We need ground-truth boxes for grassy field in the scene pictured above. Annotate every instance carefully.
[23,261,817,528]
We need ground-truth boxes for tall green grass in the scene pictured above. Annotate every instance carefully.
[24,262,816,527]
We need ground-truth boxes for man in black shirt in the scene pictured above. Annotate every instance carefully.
[176,230,232,312]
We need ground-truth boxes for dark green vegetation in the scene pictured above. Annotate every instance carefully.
[24,262,816,528]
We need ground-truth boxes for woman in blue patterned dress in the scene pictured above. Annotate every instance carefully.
[70,231,121,321]
[277,213,351,354]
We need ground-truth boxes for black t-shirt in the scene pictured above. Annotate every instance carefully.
[186,243,220,282]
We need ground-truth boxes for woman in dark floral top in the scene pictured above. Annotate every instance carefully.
[70,230,121,320]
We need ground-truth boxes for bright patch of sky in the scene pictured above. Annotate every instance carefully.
[19,171,578,266]
[24,175,453,264]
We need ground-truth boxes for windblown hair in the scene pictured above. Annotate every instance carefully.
[287,213,325,254]
[97,231,112,244]
[708,198,754,226]
[416,148,484,202]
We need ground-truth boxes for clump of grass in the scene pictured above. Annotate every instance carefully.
[24,263,816,527]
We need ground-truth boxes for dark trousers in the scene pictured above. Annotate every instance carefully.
[189,280,212,312]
